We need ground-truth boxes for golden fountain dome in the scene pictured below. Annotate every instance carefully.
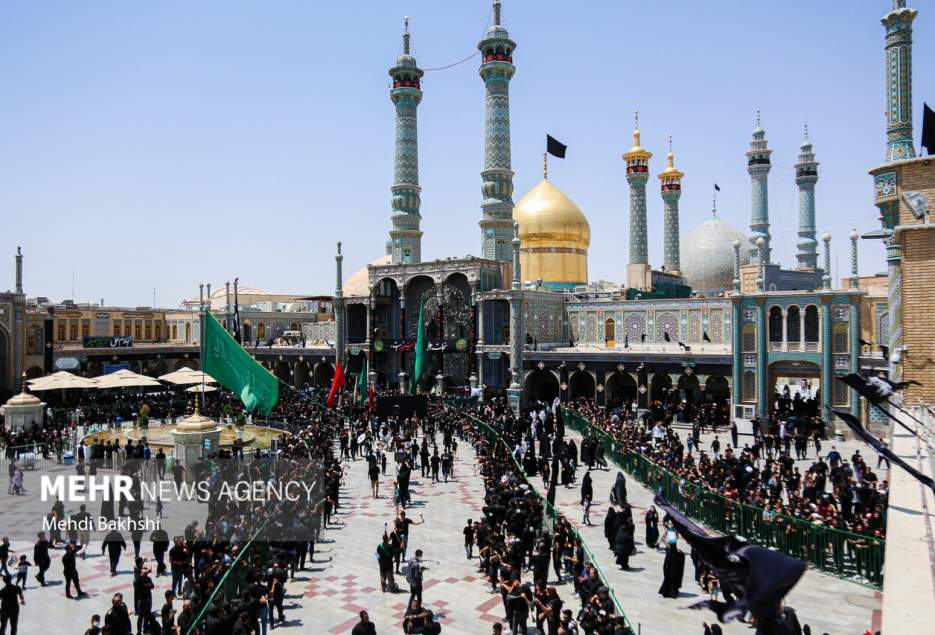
[513,176,590,289]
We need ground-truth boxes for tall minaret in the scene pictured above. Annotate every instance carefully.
[623,110,652,266]
[747,111,772,263]
[15,247,23,294]
[388,17,424,264]
[794,125,819,269]
[882,0,918,162]
[658,135,683,275]
[478,0,517,262]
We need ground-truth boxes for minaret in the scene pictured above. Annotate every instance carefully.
[388,17,424,264]
[15,247,23,294]
[623,110,652,266]
[478,0,517,262]
[882,0,918,161]
[334,241,346,366]
[747,111,772,263]
[659,134,684,275]
[794,125,819,269]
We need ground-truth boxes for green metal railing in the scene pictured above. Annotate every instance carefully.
[465,412,636,633]
[561,409,885,587]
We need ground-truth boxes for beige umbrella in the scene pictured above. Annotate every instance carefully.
[158,367,218,386]
[27,370,98,391]
[94,368,162,389]
[185,384,218,393]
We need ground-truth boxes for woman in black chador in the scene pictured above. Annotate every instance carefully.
[613,519,635,570]
[603,507,617,550]
[644,506,660,550]
[658,542,685,598]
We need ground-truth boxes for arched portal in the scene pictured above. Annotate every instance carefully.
[294,361,310,389]
[25,365,44,380]
[569,371,595,401]
[677,371,701,402]
[604,319,616,348]
[257,322,267,341]
[704,374,730,401]
[313,362,335,388]
[274,360,291,383]
[524,369,559,404]
[242,321,253,344]
[650,372,673,402]
[604,371,636,408]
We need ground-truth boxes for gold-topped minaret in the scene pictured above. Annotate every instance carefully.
[659,134,684,275]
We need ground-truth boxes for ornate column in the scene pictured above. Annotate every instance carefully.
[507,222,524,416]
[822,232,832,290]
[821,297,833,431]
[388,18,424,264]
[334,242,346,367]
[794,126,819,269]
[882,1,918,162]
[781,308,789,352]
[659,135,683,275]
[624,111,652,266]
[478,0,517,262]
[748,112,773,263]
[15,247,23,294]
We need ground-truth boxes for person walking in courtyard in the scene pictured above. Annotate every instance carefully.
[62,544,86,598]
[0,575,25,635]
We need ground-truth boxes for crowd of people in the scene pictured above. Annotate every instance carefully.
[568,391,889,543]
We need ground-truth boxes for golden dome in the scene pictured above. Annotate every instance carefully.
[658,151,684,180]
[514,179,590,287]
[623,128,652,162]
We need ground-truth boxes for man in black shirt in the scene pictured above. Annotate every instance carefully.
[32,533,51,586]
[134,565,154,635]
[62,544,86,598]
[0,575,25,635]
[463,519,475,559]
[160,590,176,634]
[104,593,132,635]
[351,610,376,635]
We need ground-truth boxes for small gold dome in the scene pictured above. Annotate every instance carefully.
[623,128,652,162]
[514,179,590,287]
[658,151,684,180]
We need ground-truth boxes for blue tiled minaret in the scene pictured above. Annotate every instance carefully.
[478,0,517,262]
[659,134,683,274]
[794,125,819,269]
[388,17,424,265]
[882,0,918,161]
[624,111,652,266]
[747,112,772,263]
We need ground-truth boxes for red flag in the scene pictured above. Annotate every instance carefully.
[368,381,376,411]
[327,361,346,408]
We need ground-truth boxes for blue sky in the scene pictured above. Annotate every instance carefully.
[1,1,930,306]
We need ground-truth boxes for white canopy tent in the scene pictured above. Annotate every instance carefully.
[158,367,218,386]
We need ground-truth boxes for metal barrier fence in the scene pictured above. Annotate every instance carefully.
[561,409,885,587]
[1,443,61,471]
[465,411,637,634]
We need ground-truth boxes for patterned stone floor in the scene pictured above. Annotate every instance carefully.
[548,427,881,635]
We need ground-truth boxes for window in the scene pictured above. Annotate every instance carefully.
[172,324,178,340]
[768,306,783,342]
[604,318,616,344]
[81,324,90,339]
[135,323,142,340]
[69,322,78,341]
[57,323,66,342]
[804,306,820,343]
[833,322,849,354]
[742,323,756,352]
[742,370,756,403]
[257,322,266,340]
[144,323,152,340]
[27,327,43,354]
[114,323,121,337]
[787,306,801,342]
[155,324,161,341]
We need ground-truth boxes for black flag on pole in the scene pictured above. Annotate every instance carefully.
[833,409,935,494]
[922,102,935,156]
[714,183,721,191]
[546,135,567,158]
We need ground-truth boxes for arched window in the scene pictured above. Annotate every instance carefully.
[604,319,616,346]
[768,306,783,343]
[742,370,756,403]
[742,323,756,352]
[787,306,801,343]
[804,306,820,343]
[257,322,266,340]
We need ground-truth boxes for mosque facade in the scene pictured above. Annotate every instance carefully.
[330,0,933,432]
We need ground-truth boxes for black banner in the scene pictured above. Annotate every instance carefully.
[372,338,470,353]
[376,395,428,420]
[43,319,54,373]
[83,335,134,348]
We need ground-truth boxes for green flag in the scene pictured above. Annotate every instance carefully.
[357,357,368,404]
[202,310,279,415]
[411,297,427,394]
